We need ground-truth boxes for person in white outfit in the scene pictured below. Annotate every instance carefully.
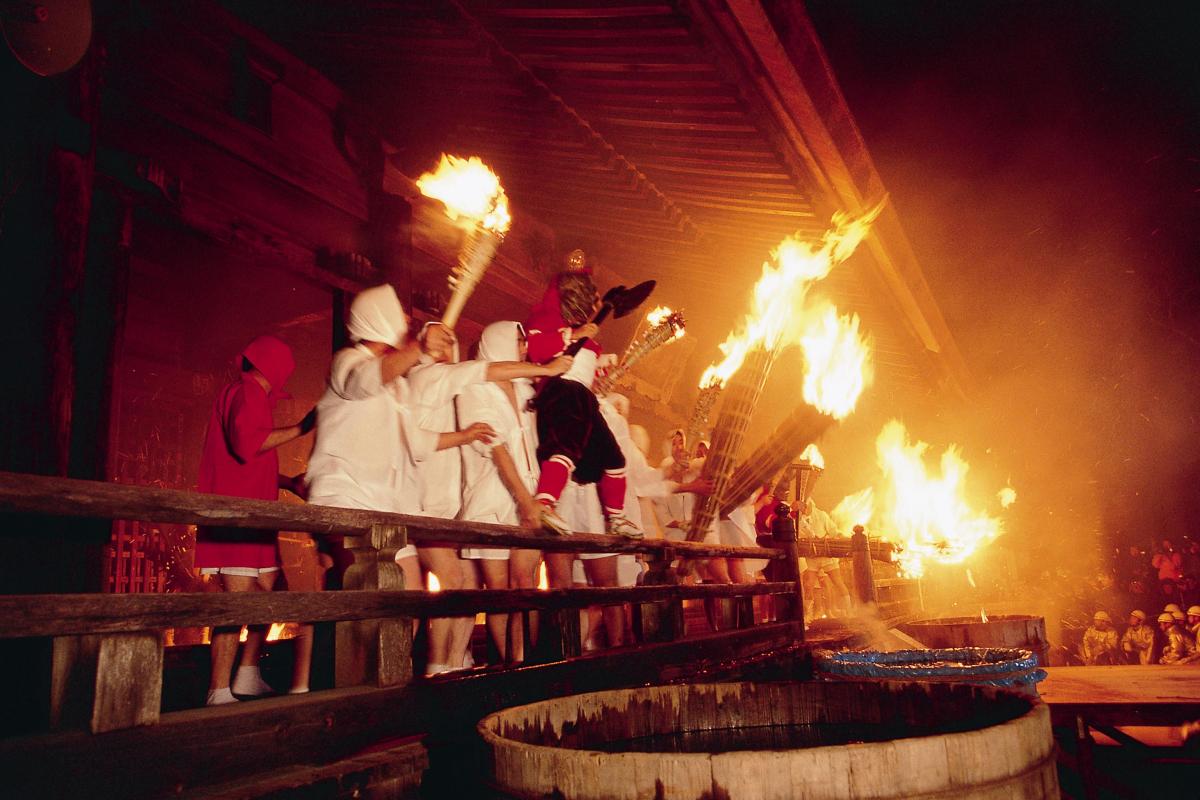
[799,498,850,617]
[305,286,494,681]
[456,321,545,663]
[406,322,571,675]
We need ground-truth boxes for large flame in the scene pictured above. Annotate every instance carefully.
[698,201,883,394]
[798,304,873,419]
[800,443,825,469]
[416,154,511,233]
[872,420,1007,578]
[831,486,874,533]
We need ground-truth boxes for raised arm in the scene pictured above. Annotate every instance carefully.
[484,355,573,382]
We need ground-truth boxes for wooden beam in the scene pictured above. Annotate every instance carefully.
[0,623,806,798]
[0,472,783,562]
[0,583,796,639]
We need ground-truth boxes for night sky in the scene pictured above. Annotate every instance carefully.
[805,1,1200,572]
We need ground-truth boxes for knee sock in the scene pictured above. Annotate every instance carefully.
[534,455,573,505]
[598,469,627,518]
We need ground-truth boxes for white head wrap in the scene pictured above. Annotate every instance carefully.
[477,320,522,363]
[348,285,408,346]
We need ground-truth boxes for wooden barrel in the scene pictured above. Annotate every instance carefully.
[479,680,1058,799]
[902,615,1050,666]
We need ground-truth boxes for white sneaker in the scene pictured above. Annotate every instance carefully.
[539,505,573,536]
[606,515,644,539]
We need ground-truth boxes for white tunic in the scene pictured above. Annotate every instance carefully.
[306,345,438,560]
[456,379,539,559]
[306,345,437,514]
[406,359,489,519]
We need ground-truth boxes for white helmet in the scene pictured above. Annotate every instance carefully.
[1165,603,1183,614]
[1129,610,1147,621]
[1188,606,1200,617]
[1093,611,1111,623]
[1158,612,1175,624]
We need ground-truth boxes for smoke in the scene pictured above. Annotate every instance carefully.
[789,1,1200,626]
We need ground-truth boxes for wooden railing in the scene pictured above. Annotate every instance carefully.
[0,471,904,798]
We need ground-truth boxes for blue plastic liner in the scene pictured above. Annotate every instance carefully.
[816,647,1047,692]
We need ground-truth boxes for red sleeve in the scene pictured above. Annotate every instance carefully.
[224,381,272,463]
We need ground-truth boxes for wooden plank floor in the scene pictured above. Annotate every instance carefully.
[1040,665,1200,728]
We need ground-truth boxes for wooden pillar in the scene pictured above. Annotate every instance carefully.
[50,631,164,733]
[771,501,806,639]
[634,548,684,644]
[335,524,413,688]
[536,608,582,663]
[850,526,877,606]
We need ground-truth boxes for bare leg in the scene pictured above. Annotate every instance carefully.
[479,559,510,661]
[729,558,754,584]
[825,567,851,616]
[238,571,278,668]
[584,557,624,648]
[509,549,542,662]
[802,570,823,621]
[419,546,468,673]
[395,553,422,638]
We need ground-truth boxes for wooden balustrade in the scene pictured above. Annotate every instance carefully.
[0,470,915,797]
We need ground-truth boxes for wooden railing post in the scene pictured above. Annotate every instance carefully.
[850,526,877,607]
[770,501,805,638]
[336,523,412,688]
[634,548,684,643]
[50,630,164,733]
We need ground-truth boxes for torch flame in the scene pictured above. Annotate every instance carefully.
[416,154,511,233]
[798,305,873,419]
[647,305,686,339]
[872,420,1006,578]
[799,443,825,469]
[698,201,884,390]
[831,486,874,533]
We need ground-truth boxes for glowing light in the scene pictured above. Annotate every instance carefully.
[998,486,1017,508]
[538,562,548,591]
[416,154,511,233]
[981,608,989,623]
[798,304,873,419]
[427,573,441,592]
[831,487,873,533]
[871,420,1006,578]
[800,443,825,469]
[647,305,686,339]
[966,569,977,588]
[698,201,884,390]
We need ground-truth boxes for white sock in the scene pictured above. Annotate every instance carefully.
[206,687,238,706]
[288,686,310,695]
[424,662,451,677]
[462,651,475,669]
[231,665,273,696]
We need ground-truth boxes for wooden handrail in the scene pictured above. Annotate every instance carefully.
[0,583,796,639]
[0,471,786,560]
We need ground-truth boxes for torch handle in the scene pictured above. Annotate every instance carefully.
[564,303,613,357]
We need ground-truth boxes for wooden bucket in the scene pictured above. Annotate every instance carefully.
[902,615,1051,666]
[479,680,1058,799]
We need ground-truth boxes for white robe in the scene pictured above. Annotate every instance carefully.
[406,359,489,519]
[306,345,438,559]
[456,379,538,559]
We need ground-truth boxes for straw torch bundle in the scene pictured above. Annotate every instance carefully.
[415,154,511,327]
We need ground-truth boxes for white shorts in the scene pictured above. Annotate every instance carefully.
[807,557,839,573]
[461,547,510,561]
[309,493,418,561]
[200,566,279,578]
